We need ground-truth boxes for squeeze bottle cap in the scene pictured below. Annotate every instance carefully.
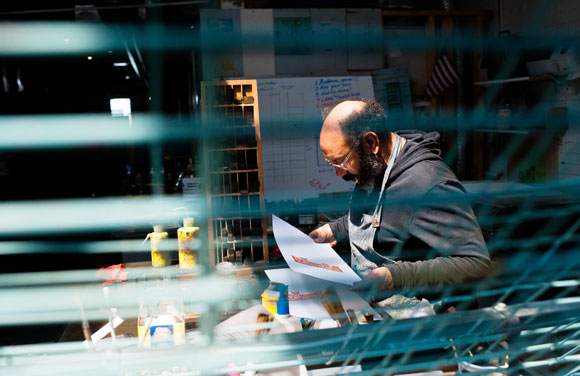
[153,224,165,233]
[183,217,194,227]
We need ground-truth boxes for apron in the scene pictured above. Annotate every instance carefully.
[348,135,403,278]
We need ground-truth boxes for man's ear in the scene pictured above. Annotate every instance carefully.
[362,132,380,154]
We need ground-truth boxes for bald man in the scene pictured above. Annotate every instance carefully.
[309,99,489,292]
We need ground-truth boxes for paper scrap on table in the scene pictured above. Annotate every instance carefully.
[265,268,380,321]
[215,304,294,340]
[83,315,124,344]
[272,215,361,286]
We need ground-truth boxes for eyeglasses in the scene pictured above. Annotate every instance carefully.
[325,148,354,170]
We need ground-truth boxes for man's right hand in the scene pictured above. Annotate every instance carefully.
[308,223,337,247]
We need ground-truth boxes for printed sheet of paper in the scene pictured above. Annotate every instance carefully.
[265,268,379,321]
[272,215,360,286]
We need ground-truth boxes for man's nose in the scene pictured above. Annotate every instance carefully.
[334,167,347,177]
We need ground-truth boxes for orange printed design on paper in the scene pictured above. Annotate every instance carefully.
[288,291,324,301]
[291,256,343,273]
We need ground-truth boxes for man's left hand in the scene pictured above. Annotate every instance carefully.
[352,267,394,291]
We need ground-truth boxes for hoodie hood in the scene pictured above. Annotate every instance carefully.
[390,130,442,180]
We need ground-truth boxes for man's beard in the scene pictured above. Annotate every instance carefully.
[342,146,386,188]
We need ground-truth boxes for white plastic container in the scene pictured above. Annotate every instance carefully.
[275,314,302,333]
[137,298,185,347]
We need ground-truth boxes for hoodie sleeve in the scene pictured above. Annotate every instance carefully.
[329,215,349,243]
[385,180,490,289]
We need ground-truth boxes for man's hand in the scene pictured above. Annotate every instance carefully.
[308,223,337,247]
[352,267,394,291]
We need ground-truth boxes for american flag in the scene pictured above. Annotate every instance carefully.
[426,53,461,98]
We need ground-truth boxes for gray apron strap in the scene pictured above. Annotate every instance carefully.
[348,135,403,277]
[371,134,403,228]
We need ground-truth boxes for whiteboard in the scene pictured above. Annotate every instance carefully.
[256,76,375,202]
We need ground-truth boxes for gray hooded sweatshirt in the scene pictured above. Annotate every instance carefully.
[329,131,490,289]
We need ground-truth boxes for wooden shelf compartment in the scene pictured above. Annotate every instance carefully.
[201,79,269,266]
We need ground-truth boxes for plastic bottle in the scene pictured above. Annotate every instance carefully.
[178,158,201,201]
[137,297,185,348]
[178,217,199,269]
[149,225,170,267]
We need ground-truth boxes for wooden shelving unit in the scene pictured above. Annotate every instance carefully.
[201,79,269,266]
